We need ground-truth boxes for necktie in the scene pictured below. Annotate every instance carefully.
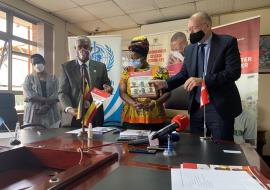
[195,44,206,103]
[81,63,90,91]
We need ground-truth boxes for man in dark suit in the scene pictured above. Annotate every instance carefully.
[59,36,113,128]
[150,12,242,140]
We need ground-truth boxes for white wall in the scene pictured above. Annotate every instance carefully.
[0,0,88,75]
[100,28,141,50]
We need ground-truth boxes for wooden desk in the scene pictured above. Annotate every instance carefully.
[0,128,269,190]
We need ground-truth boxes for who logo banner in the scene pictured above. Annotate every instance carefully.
[68,35,123,126]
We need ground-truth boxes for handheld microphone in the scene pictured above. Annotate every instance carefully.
[151,113,189,140]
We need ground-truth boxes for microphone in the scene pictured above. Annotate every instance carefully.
[151,113,189,140]
[0,117,21,145]
[171,114,189,132]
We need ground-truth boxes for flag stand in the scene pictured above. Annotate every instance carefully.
[78,64,88,138]
[200,105,210,140]
[77,121,87,138]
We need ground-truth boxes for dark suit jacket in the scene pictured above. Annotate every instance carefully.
[58,59,111,127]
[166,33,242,120]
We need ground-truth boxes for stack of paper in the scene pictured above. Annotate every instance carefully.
[171,168,266,190]
[92,127,116,134]
[66,127,116,135]
[180,163,270,189]
[119,130,151,140]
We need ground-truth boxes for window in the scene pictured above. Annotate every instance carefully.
[0,10,6,32]
[0,9,38,111]
[13,16,36,41]
[0,40,8,90]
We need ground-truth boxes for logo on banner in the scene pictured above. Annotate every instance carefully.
[91,41,114,71]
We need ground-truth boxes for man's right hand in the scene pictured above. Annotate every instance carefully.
[168,55,181,65]
[149,80,168,91]
[67,108,78,117]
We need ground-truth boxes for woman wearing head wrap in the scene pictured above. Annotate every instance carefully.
[23,54,60,128]
[120,36,171,130]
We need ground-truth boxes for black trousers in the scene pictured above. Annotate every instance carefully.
[190,101,234,141]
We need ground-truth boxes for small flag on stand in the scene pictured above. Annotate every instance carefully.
[83,102,101,127]
[200,80,210,107]
[76,80,96,127]
[77,84,110,127]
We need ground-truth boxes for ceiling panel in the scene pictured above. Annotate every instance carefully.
[161,2,196,20]
[154,0,195,8]
[75,20,112,33]
[196,0,234,15]
[24,0,270,33]
[71,0,109,6]
[54,7,97,23]
[129,10,166,25]
[102,15,138,29]
[25,0,77,12]
[113,0,158,13]
[233,0,270,11]
[83,1,125,19]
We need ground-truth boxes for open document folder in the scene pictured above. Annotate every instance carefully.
[171,168,265,190]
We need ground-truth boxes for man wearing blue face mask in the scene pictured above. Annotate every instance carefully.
[59,36,113,128]
[120,36,171,131]
[150,12,242,141]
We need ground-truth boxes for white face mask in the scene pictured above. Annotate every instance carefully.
[129,59,141,68]
[34,64,45,73]
[171,51,184,61]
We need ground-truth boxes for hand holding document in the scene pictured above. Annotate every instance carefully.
[91,87,111,108]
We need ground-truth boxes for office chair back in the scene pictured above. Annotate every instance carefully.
[165,86,189,110]
[0,93,18,131]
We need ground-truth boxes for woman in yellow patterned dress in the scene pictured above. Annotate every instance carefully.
[120,36,171,130]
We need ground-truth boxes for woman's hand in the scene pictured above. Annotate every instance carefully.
[131,101,144,112]
[143,100,156,111]
[37,104,50,114]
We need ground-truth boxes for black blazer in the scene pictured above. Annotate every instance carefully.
[166,33,242,120]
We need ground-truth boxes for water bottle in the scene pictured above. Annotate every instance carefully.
[14,122,20,140]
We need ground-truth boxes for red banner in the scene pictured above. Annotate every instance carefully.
[213,17,260,74]
[213,17,260,144]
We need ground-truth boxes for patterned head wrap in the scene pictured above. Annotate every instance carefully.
[128,36,149,58]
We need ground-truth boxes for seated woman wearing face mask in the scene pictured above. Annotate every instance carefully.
[120,36,171,130]
[23,54,60,128]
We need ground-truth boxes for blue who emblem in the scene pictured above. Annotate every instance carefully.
[91,41,114,71]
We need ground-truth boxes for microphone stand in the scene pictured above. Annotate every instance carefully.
[78,65,87,138]
[1,122,21,145]
[163,132,176,157]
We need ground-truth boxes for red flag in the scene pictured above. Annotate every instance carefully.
[200,80,210,107]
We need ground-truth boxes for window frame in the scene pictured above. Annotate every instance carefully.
[0,6,39,111]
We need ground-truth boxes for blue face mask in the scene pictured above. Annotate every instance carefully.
[129,59,141,68]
